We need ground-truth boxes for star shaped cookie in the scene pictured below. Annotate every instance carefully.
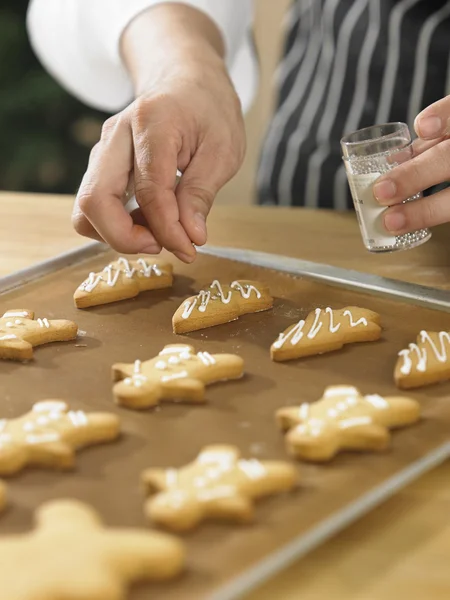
[0,499,185,599]
[112,344,244,409]
[0,309,78,361]
[0,400,120,475]
[276,385,420,461]
[172,279,273,333]
[74,256,173,308]
[142,445,297,531]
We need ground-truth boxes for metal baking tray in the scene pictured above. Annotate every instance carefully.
[1,243,450,600]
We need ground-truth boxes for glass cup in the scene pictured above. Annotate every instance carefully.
[341,122,431,253]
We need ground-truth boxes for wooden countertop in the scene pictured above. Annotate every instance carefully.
[1,190,450,599]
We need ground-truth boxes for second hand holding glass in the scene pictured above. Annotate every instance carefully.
[341,122,431,253]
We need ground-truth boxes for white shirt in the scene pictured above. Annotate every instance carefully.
[26,0,256,113]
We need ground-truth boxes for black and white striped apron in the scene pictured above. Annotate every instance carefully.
[257,0,450,208]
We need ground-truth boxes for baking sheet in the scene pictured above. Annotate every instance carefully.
[1,248,450,600]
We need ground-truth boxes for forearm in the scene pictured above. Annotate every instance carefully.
[121,3,227,96]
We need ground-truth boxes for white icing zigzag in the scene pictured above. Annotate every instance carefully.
[398,330,450,376]
[181,280,262,320]
[80,257,163,293]
[273,307,368,349]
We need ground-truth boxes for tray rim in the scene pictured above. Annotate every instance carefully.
[1,242,450,600]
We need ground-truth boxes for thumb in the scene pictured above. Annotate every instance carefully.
[414,95,450,140]
[176,145,241,246]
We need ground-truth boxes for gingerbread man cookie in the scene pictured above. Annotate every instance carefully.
[142,445,297,531]
[172,279,273,333]
[271,306,381,362]
[113,344,244,409]
[74,256,173,308]
[0,309,78,361]
[395,330,450,389]
[276,385,420,462]
[0,499,185,599]
[0,400,120,475]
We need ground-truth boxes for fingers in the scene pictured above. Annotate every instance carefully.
[414,95,450,140]
[176,139,245,246]
[74,116,160,254]
[131,99,196,263]
[383,187,450,234]
[373,139,450,206]
[411,135,445,158]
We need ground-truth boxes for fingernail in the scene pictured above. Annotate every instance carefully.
[373,179,396,202]
[384,211,406,233]
[194,212,207,242]
[174,251,195,264]
[417,115,442,138]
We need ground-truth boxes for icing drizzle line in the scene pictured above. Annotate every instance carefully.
[80,257,164,293]
[273,307,368,349]
[181,280,262,319]
[398,330,450,376]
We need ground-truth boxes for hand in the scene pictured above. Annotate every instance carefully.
[72,6,246,263]
[373,95,450,234]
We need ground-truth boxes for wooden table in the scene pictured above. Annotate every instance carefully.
[2,190,450,599]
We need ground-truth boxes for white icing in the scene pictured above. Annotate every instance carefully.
[230,281,262,299]
[238,459,267,480]
[161,370,189,382]
[197,351,216,366]
[338,416,373,429]
[181,279,261,319]
[168,356,181,365]
[159,345,191,356]
[3,311,28,318]
[365,394,389,409]
[68,411,88,427]
[399,330,450,376]
[273,307,369,349]
[0,334,17,341]
[324,386,358,398]
[342,309,368,327]
[37,318,50,329]
[123,360,148,387]
[80,257,164,293]
[210,280,232,304]
[155,360,167,370]
[26,432,61,445]
[307,308,323,339]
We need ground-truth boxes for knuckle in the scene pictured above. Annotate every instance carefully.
[71,211,92,237]
[184,185,215,211]
[100,116,117,139]
[76,184,99,216]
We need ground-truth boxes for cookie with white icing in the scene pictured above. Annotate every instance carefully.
[142,445,297,531]
[74,256,173,308]
[271,306,381,362]
[172,279,273,334]
[0,400,120,475]
[395,330,450,389]
[0,309,78,361]
[276,385,420,462]
[112,344,244,409]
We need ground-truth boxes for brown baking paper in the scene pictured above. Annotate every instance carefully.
[1,250,450,600]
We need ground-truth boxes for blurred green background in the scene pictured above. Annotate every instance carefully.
[1,1,109,194]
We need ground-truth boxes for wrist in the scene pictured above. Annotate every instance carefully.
[121,4,227,97]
